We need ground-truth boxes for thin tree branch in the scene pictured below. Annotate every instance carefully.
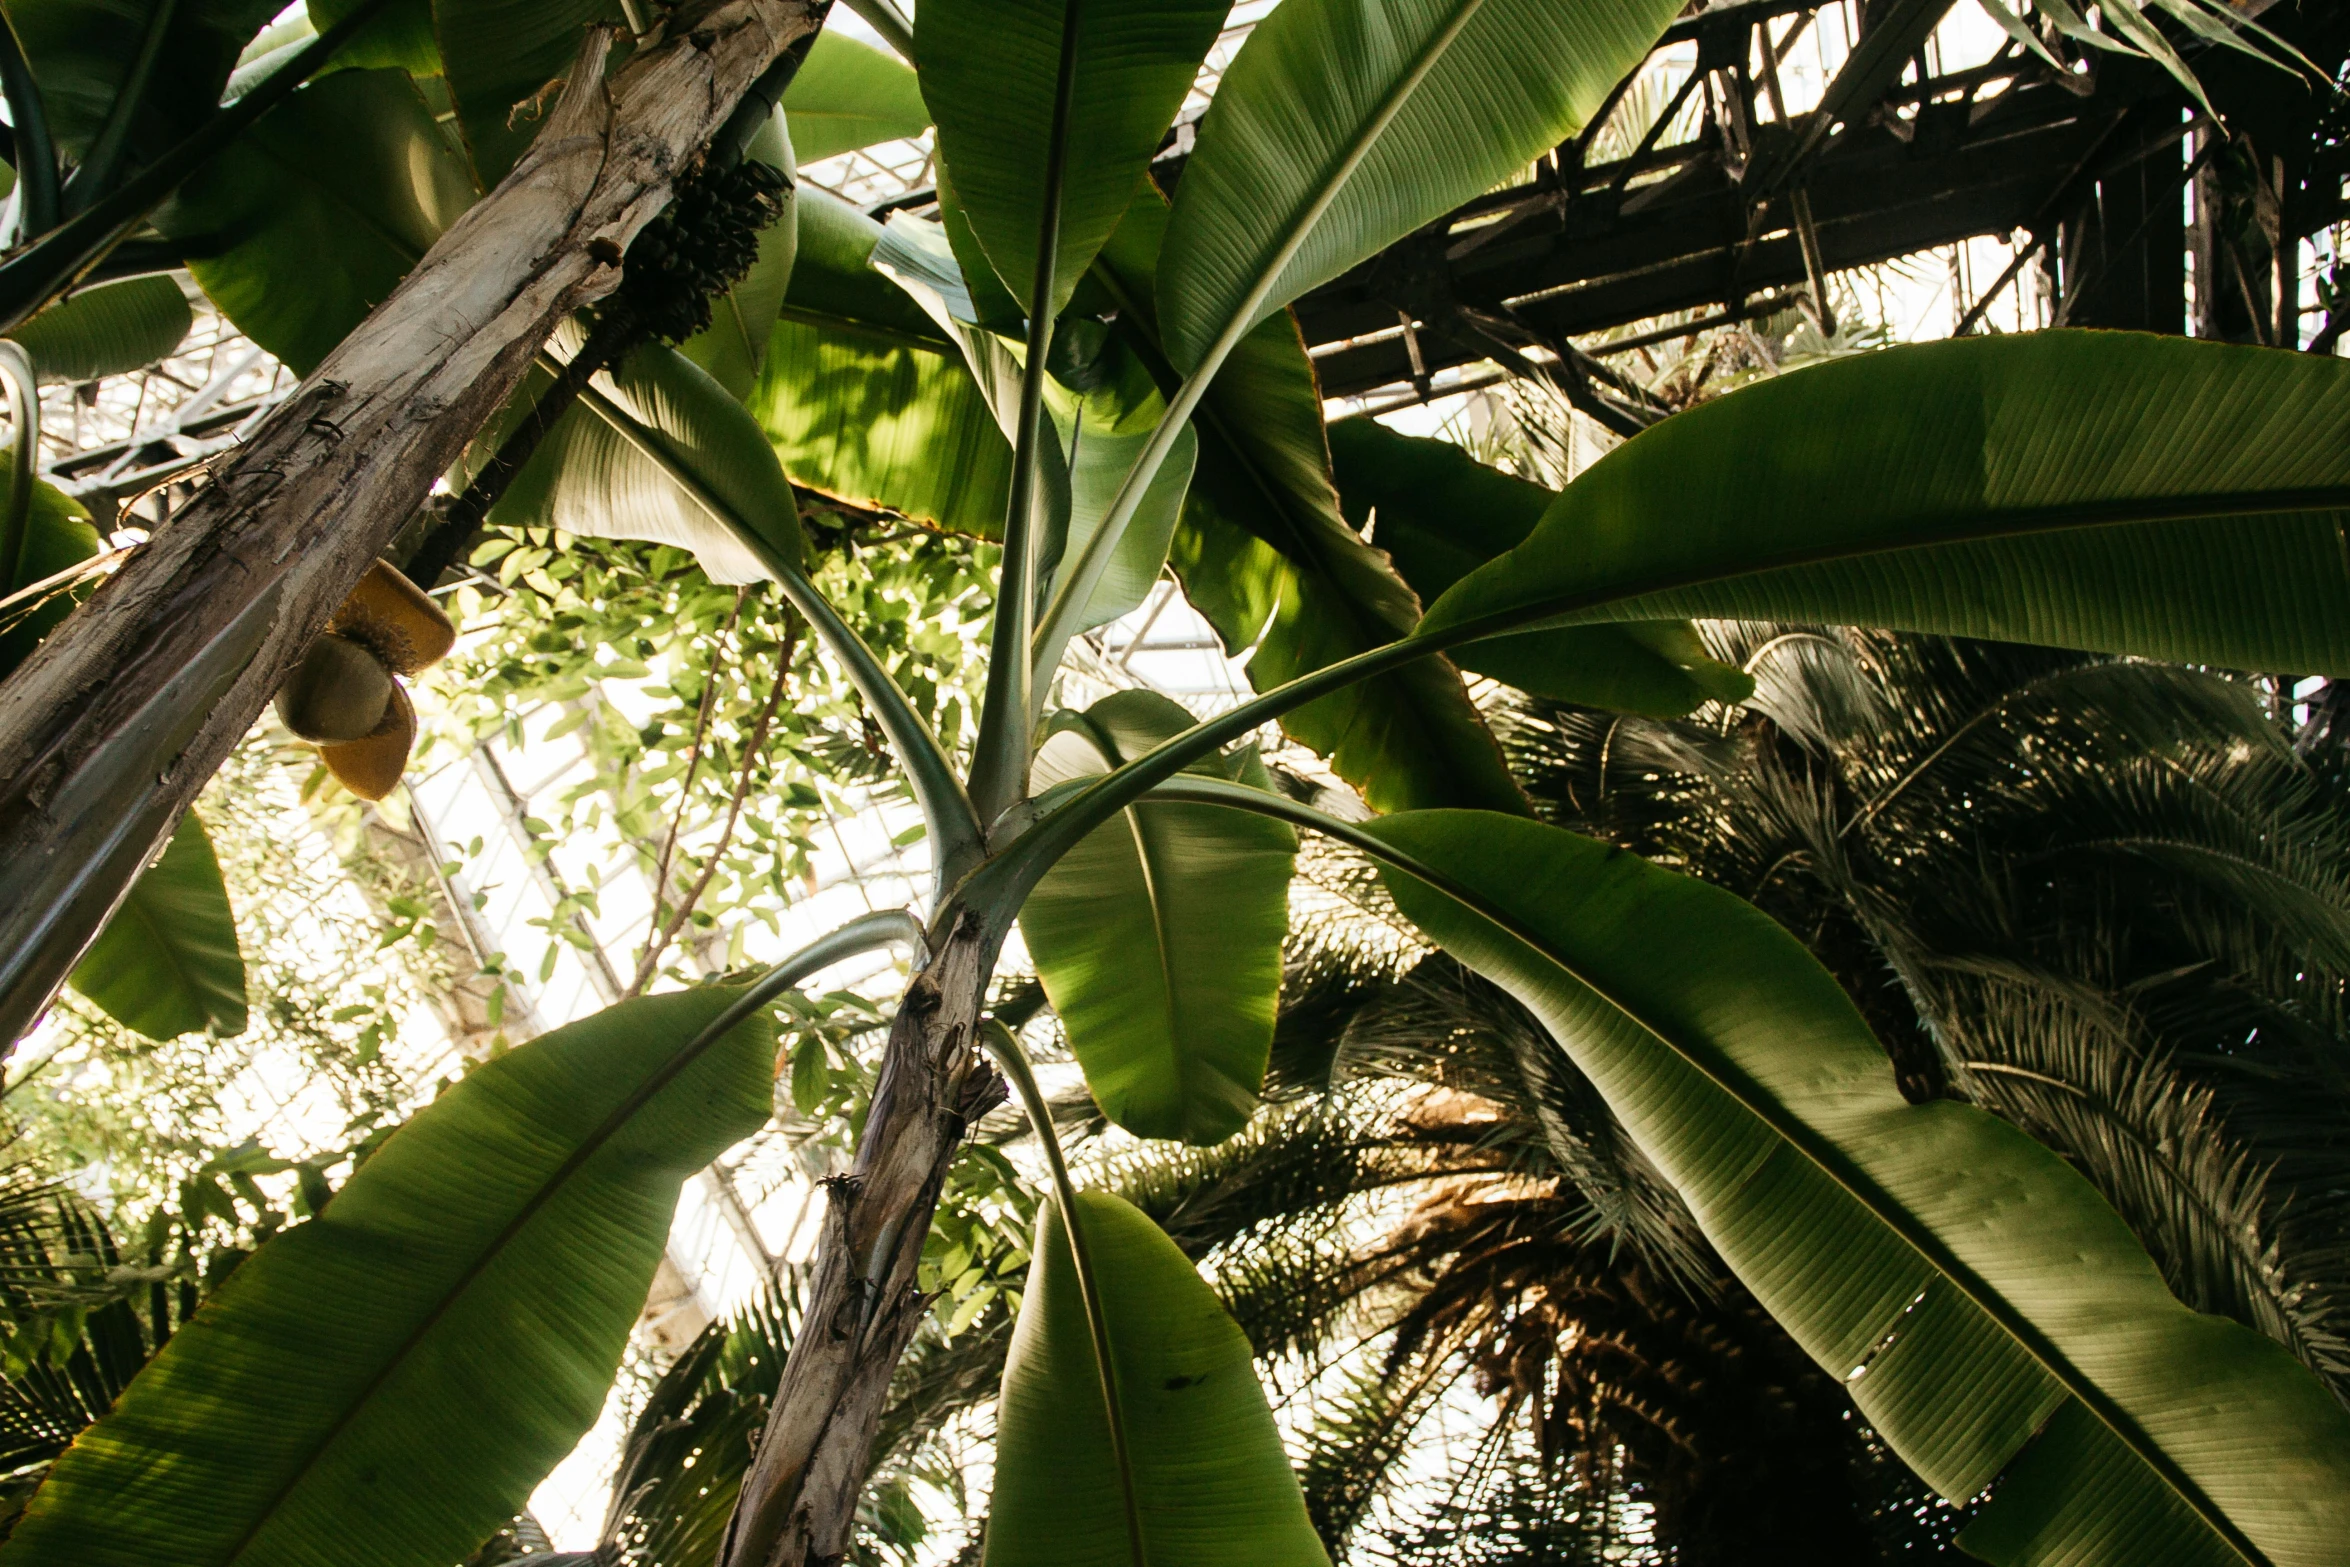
[627,588,748,996]
[631,603,798,994]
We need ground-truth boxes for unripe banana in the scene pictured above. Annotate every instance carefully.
[318,681,415,802]
[276,559,452,798]
[274,634,394,743]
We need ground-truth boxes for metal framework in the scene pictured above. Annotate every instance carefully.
[1265,0,2350,411]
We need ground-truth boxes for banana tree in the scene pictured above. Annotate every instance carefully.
[3,0,2350,1565]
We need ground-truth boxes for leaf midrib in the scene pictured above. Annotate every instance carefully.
[215,997,758,1566]
[1459,488,2350,638]
[1363,816,2272,1566]
[1171,0,1491,376]
[1142,779,2276,1567]
[113,874,210,1034]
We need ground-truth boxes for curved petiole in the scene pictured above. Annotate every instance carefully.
[961,628,1447,923]
[0,340,38,582]
[0,0,404,333]
[978,1018,1146,1567]
[0,12,59,240]
[1033,0,1490,683]
[967,0,1086,829]
[842,0,918,63]
[696,909,929,1048]
[63,0,180,214]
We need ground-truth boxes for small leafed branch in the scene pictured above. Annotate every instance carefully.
[567,380,987,892]
[633,591,748,982]
[630,601,799,996]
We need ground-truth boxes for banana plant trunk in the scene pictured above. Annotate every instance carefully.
[721,911,1005,1567]
[0,0,827,1051]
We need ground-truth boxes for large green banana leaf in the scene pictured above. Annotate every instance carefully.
[2,0,281,163]
[936,169,1031,334]
[1019,692,1294,1144]
[780,29,929,162]
[10,275,191,383]
[1051,391,1196,638]
[162,67,477,373]
[1362,809,2350,1567]
[67,811,246,1041]
[917,0,1224,320]
[493,338,806,582]
[1325,417,1752,715]
[749,190,1013,538]
[782,189,954,347]
[1156,0,1684,371]
[435,0,624,183]
[1326,416,1553,601]
[0,476,102,676]
[1422,333,2350,676]
[0,986,776,1567]
[985,1191,1329,1566]
[866,208,1191,646]
[307,0,441,78]
[678,114,798,399]
[1090,191,1523,816]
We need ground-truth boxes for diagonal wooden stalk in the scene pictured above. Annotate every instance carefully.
[718,905,1008,1567]
[0,0,831,1053]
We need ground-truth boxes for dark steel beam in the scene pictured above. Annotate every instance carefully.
[1744,0,1962,202]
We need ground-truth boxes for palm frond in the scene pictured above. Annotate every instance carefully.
[1930,969,2350,1391]
[1507,626,2350,1402]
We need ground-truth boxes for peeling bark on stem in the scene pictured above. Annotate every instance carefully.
[721,912,1007,1567]
[0,0,828,1049]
